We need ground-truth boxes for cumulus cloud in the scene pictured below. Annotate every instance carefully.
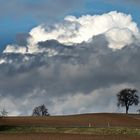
[29,11,139,49]
[105,28,134,49]
[3,11,140,54]
[1,11,140,115]
[3,45,27,54]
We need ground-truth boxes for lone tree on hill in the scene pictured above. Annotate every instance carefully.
[117,88,139,114]
[32,104,49,116]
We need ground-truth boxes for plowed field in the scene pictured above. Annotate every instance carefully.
[0,113,140,140]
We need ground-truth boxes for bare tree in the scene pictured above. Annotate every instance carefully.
[117,88,139,114]
[0,108,8,117]
[32,104,49,116]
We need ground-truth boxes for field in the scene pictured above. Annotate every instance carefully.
[0,113,140,140]
[0,133,140,140]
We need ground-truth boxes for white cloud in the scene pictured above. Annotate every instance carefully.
[3,11,140,54]
[105,28,134,49]
[3,45,27,54]
[28,11,139,50]
[0,58,6,64]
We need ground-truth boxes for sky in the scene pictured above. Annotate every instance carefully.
[0,0,140,49]
[0,0,140,115]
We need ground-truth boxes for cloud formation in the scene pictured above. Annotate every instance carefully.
[1,11,140,115]
[4,11,140,54]
[29,11,139,50]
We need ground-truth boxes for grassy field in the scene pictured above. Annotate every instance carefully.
[0,126,140,135]
[0,133,140,140]
[0,113,140,140]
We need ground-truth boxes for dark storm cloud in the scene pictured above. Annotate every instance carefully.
[0,34,140,115]
[0,35,108,96]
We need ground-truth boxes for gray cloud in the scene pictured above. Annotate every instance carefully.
[1,11,140,116]
[0,35,140,115]
[16,33,31,46]
[0,0,84,21]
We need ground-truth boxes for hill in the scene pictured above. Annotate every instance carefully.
[0,113,140,140]
[0,113,140,127]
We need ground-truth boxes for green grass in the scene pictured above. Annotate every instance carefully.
[0,126,140,136]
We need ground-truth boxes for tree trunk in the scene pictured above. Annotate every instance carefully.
[126,106,129,114]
